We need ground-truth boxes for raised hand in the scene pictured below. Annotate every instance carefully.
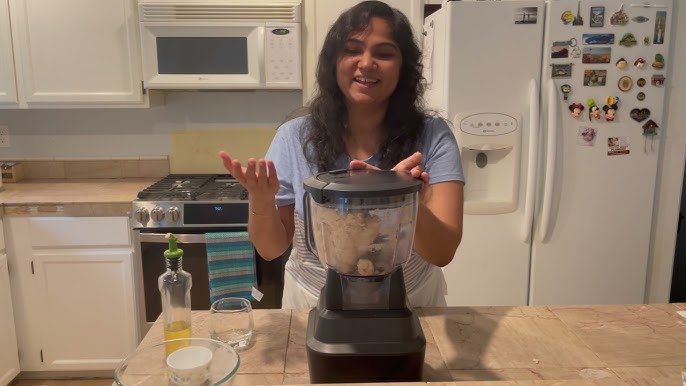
[219,151,280,202]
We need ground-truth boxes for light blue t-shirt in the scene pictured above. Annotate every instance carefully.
[264,114,464,299]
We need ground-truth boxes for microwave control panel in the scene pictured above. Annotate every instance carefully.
[265,24,302,87]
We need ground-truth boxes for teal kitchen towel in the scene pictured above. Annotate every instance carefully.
[206,231,257,303]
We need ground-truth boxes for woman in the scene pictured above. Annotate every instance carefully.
[220,1,464,308]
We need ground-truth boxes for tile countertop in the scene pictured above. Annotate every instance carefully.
[0,178,156,216]
[135,304,686,385]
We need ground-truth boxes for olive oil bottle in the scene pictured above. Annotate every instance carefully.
[159,233,192,355]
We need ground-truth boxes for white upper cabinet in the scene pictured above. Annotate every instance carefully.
[0,0,18,104]
[4,0,150,108]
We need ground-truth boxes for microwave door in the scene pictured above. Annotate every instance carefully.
[140,24,264,89]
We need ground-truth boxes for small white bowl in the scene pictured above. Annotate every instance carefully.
[166,345,214,386]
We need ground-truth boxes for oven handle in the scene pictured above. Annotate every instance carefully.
[138,233,207,244]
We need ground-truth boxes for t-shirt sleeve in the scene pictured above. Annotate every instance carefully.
[265,121,298,207]
[422,117,465,185]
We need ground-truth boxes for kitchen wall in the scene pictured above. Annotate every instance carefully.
[0,90,304,163]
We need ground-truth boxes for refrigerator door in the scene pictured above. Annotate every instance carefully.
[530,0,672,304]
[436,0,545,306]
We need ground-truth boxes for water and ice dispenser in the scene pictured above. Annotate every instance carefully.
[454,112,521,214]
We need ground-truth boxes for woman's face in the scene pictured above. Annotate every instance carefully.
[336,17,402,108]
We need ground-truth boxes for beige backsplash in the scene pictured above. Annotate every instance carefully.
[170,128,277,174]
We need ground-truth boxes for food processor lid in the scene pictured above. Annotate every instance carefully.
[303,169,423,203]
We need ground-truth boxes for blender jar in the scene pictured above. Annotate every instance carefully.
[303,169,423,277]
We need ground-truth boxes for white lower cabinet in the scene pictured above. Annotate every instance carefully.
[6,216,137,372]
[0,252,20,386]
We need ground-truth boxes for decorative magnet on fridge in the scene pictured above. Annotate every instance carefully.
[610,4,629,26]
[590,6,605,27]
[619,33,638,47]
[630,108,650,122]
[560,84,572,100]
[651,74,666,86]
[602,96,619,122]
[652,53,665,69]
[561,10,573,24]
[572,1,584,25]
[616,58,627,69]
[637,92,646,101]
[634,57,646,68]
[642,120,658,153]
[569,102,584,118]
[632,16,649,23]
[637,78,646,87]
[618,76,633,92]
[587,98,601,121]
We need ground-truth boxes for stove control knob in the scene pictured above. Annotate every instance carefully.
[167,207,180,222]
[134,208,149,223]
[150,206,165,222]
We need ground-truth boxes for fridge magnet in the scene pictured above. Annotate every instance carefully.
[561,84,572,100]
[652,53,665,69]
[590,6,605,27]
[551,41,571,58]
[514,7,538,25]
[583,69,606,86]
[642,120,658,153]
[587,98,601,121]
[630,108,650,122]
[561,10,573,25]
[654,11,666,44]
[610,4,629,26]
[578,127,597,146]
[637,92,646,101]
[582,33,614,45]
[616,58,627,69]
[632,15,649,23]
[644,36,651,45]
[634,57,646,68]
[569,102,584,118]
[637,78,646,87]
[602,96,619,122]
[618,76,633,92]
[607,137,630,156]
[651,74,665,86]
[570,45,581,58]
[619,33,638,47]
[572,1,584,25]
[582,47,611,64]
[551,63,573,78]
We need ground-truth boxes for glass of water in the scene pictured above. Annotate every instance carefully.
[209,297,254,349]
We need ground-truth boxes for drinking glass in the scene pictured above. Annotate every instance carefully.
[209,297,253,349]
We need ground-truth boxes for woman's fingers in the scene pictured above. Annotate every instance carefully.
[349,160,380,170]
[392,152,423,172]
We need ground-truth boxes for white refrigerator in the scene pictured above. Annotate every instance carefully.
[424,0,673,306]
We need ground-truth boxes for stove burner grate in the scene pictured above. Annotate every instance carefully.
[137,174,248,201]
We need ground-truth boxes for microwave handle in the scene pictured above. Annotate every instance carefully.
[258,26,266,82]
[138,233,206,244]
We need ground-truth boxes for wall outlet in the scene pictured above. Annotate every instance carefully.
[0,126,9,148]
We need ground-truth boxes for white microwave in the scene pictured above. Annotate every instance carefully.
[138,0,302,90]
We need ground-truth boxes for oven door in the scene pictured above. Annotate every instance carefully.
[133,228,287,338]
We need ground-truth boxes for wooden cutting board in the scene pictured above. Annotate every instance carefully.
[169,128,277,174]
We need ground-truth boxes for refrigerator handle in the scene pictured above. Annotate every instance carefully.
[522,78,539,243]
[538,79,558,242]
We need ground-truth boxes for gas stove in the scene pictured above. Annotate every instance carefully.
[132,174,249,229]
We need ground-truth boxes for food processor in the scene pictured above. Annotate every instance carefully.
[303,169,426,383]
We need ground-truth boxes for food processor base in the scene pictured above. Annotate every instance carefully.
[305,305,426,383]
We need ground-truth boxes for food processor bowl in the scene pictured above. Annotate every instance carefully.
[303,169,423,277]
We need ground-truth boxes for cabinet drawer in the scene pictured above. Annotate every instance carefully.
[29,217,130,247]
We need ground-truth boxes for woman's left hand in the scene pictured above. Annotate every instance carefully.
[349,151,429,184]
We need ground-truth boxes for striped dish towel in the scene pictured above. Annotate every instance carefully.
[206,231,257,303]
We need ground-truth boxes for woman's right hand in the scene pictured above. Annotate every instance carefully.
[219,151,280,205]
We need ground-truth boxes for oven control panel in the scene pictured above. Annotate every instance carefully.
[132,201,249,229]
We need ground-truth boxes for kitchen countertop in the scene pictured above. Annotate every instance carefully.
[135,304,686,385]
[0,178,156,216]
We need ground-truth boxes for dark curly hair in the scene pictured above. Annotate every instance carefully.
[305,0,426,171]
